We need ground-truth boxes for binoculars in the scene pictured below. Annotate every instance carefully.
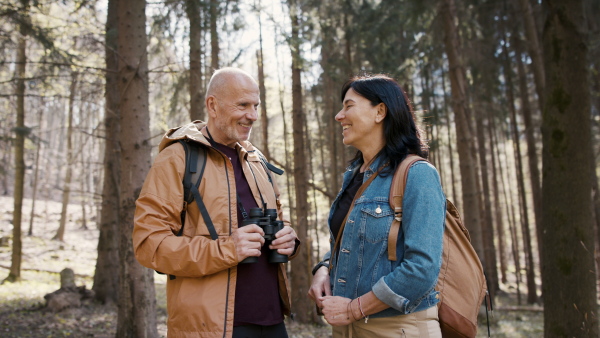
[240,207,289,264]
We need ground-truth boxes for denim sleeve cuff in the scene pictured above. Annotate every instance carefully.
[372,277,411,313]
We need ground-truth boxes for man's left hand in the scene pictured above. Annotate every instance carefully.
[269,226,297,256]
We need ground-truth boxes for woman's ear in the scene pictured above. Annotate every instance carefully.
[375,103,387,123]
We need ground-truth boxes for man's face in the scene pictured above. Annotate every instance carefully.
[207,77,260,147]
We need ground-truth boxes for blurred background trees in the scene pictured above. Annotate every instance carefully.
[0,0,598,335]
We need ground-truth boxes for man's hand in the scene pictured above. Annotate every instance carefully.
[269,226,297,256]
[308,265,331,310]
[231,224,265,262]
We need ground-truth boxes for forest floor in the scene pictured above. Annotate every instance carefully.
[0,196,546,337]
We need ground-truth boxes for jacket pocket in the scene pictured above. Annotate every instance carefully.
[359,202,393,243]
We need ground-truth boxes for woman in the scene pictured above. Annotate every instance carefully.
[308,74,446,337]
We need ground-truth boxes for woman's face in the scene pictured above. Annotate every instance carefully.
[335,88,385,151]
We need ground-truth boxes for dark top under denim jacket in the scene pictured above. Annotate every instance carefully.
[325,156,446,318]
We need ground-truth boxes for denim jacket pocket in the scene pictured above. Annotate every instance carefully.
[359,202,394,243]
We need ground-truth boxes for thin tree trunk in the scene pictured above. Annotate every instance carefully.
[439,0,484,258]
[501,27,538,304]
[513,36,543,267]
[28,103,44,236]
[475,100,498,300]
[273,24,295,225]
[440,66,458,204]
[518,0,545,109]
[499,128,522,304]
[6,0,29,283]
[116,0,157,335]
[256,7,270,160]
[186,0,204,122]
[288,0,311,323]
[488,110,508,284]
[55,71,78,242]
[541,0,598,335]
[210,0,219,71]
[93,0,120,305]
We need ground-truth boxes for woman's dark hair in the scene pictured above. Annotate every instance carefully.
[341,74,428,174]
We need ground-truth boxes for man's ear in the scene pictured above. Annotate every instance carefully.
[206,96,218,119]
[376,103,387,123]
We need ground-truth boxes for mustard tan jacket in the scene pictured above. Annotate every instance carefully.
[133,121,296,338]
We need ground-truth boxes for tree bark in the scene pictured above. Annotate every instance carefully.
[541,0,598,336]
[288,0,311,323]
[116,0,158,336]
[185,0,204,122]
[439,0,484,258]
[93,0,120,305]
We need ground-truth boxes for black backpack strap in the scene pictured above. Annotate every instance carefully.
[179,140,218,240]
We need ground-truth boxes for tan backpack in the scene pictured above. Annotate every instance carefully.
[388,155,487,338]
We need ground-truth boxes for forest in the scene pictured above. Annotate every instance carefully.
[0,0,598,336]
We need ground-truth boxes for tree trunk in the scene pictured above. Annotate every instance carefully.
[210,0,219,71]
[475,100,498,300]
[55,71,78,242]
[93,0,120,305]
[440,67,459,204]
[501,31,538,304]
[513,36,543,267]
[288,0,311,323]
[28,103,44,236]
[518,0,545,109]
[256,9,270,160]
[186,0,204,122]
[488,111,508,284]
[541,0,598,336]
[439,0,484,258]
[6,0,29,283]
[116,0,158,336]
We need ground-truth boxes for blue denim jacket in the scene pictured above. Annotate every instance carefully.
[325,156,446,318]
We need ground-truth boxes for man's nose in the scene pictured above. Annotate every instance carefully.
[247,107,258,121]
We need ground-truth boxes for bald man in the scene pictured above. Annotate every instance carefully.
[133,68,299,337]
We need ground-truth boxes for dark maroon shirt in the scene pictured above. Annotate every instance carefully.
[213,143,283,327]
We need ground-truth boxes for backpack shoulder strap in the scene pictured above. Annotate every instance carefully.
[387,154,428,261]
[178,140,218,241]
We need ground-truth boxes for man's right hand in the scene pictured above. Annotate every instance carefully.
[231,224,265,262]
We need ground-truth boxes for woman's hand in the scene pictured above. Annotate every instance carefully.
[321,296,355,326]
[307,266,331,311]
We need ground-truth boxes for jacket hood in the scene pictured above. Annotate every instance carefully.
[158,120,209,152]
